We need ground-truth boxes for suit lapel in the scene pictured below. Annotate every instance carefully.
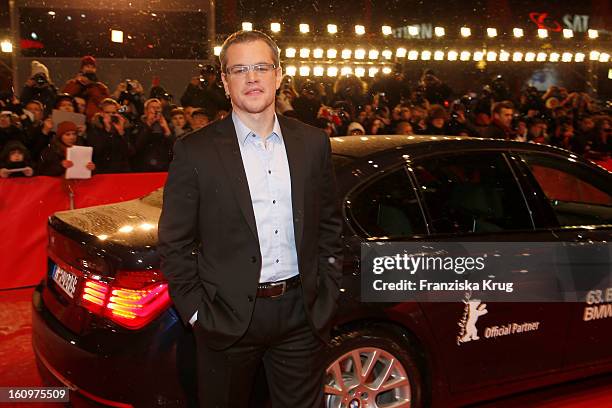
[278,115,305,253]
[211,115,259,243]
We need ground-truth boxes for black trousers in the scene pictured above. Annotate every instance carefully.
[193,286,326,408]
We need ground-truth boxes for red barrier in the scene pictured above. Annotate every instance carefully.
[0,174,167,290]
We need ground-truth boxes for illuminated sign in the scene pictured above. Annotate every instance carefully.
[529,12,590,33]
[393,24,433,39]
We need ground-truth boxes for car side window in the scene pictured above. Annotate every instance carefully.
[413,152,532,234]
[349,167,426,238]
[520,154,612,227]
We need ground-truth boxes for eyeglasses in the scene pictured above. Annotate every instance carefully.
[226,63,277,75]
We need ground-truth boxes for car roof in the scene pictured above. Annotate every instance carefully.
[330,135,467,158]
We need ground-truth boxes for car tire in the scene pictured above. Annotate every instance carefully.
[323,326,425,408]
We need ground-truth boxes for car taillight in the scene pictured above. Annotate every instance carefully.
[80,270,171,330]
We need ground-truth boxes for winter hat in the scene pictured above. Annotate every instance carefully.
[347,122,366,134]
[80,55,96,68]
[1,140,28,157]
[57,121,78,138]
[31,60,50,81]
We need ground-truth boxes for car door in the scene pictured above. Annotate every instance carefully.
[408,150,571,393]
[516,152,612,368]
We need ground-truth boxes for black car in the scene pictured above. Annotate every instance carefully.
[32,136,612,408]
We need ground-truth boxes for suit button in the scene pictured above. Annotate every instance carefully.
[251,256,257,263]
[248,295,254,302]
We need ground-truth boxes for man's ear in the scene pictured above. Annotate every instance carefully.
[221,73,230,98]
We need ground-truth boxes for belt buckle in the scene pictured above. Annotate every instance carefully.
[269,280,286,298]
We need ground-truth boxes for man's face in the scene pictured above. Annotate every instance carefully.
[411,108,425,121]
[82,64,96,74]
[221,40,282,117]
[581,118,594,132]
[25,103,43,122]
[396,122,413,135]
[400,108,411,121]
[0,114,11,128]
[191,114,209,130]
[102,104,117,116]
[495,108,513,127]
[432,118,445,128]
[530,123,546,137]
[147,101,162,117]
[74,97,86,113]
[57,100,74,112]
[184,106,196,126]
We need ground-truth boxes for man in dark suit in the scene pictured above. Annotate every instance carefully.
[158,30,343,408]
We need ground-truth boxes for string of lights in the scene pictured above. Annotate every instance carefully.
[236,21,602,39]
[206,22,610,76]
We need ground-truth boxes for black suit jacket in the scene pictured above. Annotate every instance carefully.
[158,114,343,350]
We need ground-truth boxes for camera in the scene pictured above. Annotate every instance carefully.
[199,65,217,89]
[0,90,13,106]
[33,73,47,86]
[82,72,97,82]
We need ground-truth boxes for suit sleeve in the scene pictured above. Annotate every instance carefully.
[317,133,343,298]
[158,138,204,326]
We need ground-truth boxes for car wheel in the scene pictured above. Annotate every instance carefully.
[323,327,424,408]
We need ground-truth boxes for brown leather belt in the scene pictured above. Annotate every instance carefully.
[256,275,301,298]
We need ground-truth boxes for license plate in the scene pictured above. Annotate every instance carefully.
[52,265,79,299]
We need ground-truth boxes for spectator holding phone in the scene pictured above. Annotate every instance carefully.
[130,98,174,172]
[0,140,34,178]
[87,98,131,173]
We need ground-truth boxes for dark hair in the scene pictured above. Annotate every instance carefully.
[491,100,514,116]
[191,108,209,118]
[219,30,280,74]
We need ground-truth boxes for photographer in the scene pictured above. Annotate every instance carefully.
[112,79,145,122]
[87,98,131,173]
[425,104,450,135]
[131,98,174,172]
[62,55,110,120]
[276,74,298,117]
[20,61,57,115]
[419,69,452,105]
[180,64,230,119]
[21,100,51,161]
[293,79,323,126]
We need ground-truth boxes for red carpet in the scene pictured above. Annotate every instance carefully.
[1,287,611,408]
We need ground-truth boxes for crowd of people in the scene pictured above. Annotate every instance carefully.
[0,56,610,178]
